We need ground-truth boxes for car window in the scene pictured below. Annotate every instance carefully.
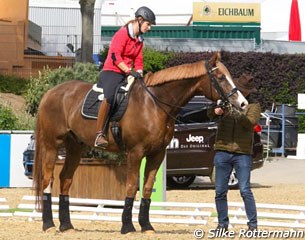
[176,96,214,124]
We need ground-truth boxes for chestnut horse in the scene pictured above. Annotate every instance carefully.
[33,52,248,234]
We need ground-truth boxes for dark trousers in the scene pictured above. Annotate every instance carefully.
[97,70,125,104]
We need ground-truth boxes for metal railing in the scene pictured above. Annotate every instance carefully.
[261,104,302,157]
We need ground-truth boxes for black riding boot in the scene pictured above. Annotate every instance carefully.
[121,197,136,234]
[59,195,74,232]
[139,198,154,232]
[42,193,55,231]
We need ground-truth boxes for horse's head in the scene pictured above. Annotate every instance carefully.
[201,52,249,110]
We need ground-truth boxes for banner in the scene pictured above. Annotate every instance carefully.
[140,156,166,205]
[0,132,33,187]
[193,2,261,23]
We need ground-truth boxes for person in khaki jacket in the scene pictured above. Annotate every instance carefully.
[208,73,261,232]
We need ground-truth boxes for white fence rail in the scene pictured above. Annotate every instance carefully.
[14,196,213,225]
[227,202,305,229]
[0,198,12,217]
[9,196,305,229]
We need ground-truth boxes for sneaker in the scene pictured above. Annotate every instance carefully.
[247,225,257,232]
[216,224,228,232]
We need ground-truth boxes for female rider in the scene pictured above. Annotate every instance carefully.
[95,6,156,148]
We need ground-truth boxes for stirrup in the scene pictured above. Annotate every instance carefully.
[94,132,108,148]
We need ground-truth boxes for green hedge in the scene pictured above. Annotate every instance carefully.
[25,63,99,115]
[0,74,29,95]
[163,51,305,112]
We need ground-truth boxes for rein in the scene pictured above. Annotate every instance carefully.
[137,77,187,124]
[136,60,235,124]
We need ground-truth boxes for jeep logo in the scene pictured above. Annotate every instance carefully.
[186,134,205,143]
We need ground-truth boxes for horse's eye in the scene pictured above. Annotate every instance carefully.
[218,75,226,81]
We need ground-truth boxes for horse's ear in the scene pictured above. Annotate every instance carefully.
[209,51,221,66]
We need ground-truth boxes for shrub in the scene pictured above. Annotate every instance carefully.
[0,104,18,130]
[143,48,174,73]
[0,74,29,95]
[0,102,36,130]
[25,63,99,115]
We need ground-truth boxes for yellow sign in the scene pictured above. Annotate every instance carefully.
[193,2,261,23]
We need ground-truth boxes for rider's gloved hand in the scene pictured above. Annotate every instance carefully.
[129,70,143,79]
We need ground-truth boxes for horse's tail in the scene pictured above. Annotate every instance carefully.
[33,114,43,210]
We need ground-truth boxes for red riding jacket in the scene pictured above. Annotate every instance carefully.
[103,25,144,74]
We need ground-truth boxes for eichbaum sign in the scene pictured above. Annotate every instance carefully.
[193,2,261,24]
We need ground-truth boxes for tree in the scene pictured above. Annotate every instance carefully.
[79,0,96,63]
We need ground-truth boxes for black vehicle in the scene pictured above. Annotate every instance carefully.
[23,96,264,188]
[23,135,35,179]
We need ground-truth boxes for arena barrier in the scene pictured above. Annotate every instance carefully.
[14,196,305,228]
[225,202,305,229]
[0,131,33,188]
[14,196,213,225]
[0,198,12,217]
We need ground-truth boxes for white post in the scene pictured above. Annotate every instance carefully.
[288,94,305,159]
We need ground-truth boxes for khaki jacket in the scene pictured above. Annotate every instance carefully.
[208,103,261,154]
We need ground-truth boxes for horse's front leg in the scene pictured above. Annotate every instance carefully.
[139,149,166,233]
[121,150,143,234]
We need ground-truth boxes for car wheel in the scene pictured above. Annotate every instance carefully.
[228,169,239,189]
[166,176,196,189]
[211,167,239,189]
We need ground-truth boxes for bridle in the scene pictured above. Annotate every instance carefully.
[205,61,238,107]
[136,61,238,123]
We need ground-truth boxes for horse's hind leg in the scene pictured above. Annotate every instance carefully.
[41,146,58,232]
[139,149,166,233]
[58,136,84,232]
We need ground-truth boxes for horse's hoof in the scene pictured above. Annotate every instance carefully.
[43,222,56,232]
[60,228,75,233]
[140,223,155,233]
[121,223,136,235]
[143,230,155,235]
[59,224,74,232]
[43,226,56,233]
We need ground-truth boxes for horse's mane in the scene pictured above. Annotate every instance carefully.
[144,61,207,87]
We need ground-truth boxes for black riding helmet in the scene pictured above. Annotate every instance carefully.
[135,6,156,25]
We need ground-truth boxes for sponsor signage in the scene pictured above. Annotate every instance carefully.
[193,2,261,23]
[0,132,33,187]
[167,133,213,150]
[140,157,166,205]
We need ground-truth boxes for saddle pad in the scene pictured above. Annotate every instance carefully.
[81,88,103,119]
[81,77,135,120]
